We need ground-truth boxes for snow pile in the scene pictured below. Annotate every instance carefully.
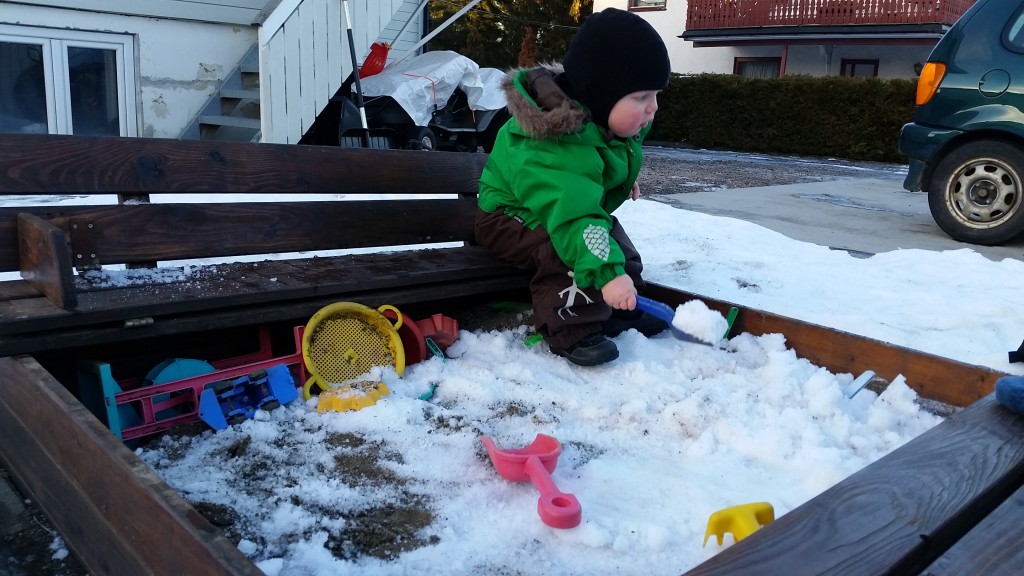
[138,326,943,575]
[672,299,730,346]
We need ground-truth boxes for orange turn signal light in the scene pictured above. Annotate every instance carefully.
[916,62,947,106]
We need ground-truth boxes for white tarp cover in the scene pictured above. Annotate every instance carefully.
[359,51,507,127]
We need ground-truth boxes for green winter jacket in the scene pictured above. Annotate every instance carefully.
[478,67,652,291]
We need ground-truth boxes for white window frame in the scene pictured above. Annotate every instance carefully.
[0,25,138,136]
[734,57,781,79]
[629,0,668,11]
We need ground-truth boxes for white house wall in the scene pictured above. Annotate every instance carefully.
[0,0,267,25]
[781,44,930,78]
[1,3,256,138]
[590,1,735,75]
[591,0,933,78]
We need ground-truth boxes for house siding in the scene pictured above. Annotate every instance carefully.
[0,0,269,25]
[3,0,422,143]
[1,3,256,138]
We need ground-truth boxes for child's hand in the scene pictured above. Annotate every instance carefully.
[601,274,637,310]
[630,181,641,201]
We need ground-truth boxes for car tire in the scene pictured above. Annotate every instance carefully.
[927,140,1024,245]
[408,127,437,152]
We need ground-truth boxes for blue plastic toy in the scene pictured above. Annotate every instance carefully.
[198,364,298,430]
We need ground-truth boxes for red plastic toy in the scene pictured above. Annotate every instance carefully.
[415,313,459,351]
[480,434,582,529]
[380,306,428,365]
[80,326,308,441]
[358,42,390,78]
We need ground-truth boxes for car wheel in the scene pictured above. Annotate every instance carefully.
[927,140,1024,245]
[408,127,437,151]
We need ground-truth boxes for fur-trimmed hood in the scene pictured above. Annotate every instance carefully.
[501,66,589,139]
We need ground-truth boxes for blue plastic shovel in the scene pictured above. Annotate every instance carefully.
[636,295,713,346]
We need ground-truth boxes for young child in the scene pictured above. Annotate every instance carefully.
[475,8,671,366]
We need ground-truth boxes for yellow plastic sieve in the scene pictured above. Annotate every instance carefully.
[301,302,405,401]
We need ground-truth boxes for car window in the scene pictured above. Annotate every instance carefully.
[954,12,999,66]
[1006,4,1024,52]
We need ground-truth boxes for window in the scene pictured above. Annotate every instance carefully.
[0,25,137,136]
[1005,5,1024,52]
[629,0,667,12]
[840,59,879,77]
[734,58,780,79]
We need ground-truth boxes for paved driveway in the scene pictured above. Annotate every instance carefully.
[640,146,1024,262]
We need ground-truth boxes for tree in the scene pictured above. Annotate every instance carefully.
[569,0,585,21]
[518,26,539,67]
[426,0,592,69]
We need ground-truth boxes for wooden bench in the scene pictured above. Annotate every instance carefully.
[0,133,528,357]
[0,133,533,574]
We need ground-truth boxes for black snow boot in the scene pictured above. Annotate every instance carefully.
[549,333,619,366]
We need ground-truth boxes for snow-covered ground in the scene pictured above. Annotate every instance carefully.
[6,149,1022,575]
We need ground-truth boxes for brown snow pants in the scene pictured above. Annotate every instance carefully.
[474,207,646,349]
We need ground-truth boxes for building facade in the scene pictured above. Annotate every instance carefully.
[593,0,973,78]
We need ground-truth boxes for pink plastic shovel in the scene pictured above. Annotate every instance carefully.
[480,434,582,529]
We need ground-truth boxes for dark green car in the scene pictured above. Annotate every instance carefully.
[899,0,1024,245]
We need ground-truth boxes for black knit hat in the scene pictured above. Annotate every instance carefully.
[560,8,670,129]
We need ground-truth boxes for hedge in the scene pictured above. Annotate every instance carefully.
[648,73,918,163]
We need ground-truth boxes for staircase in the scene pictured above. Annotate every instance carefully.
[180,44,261,142]
[183,0,426,144]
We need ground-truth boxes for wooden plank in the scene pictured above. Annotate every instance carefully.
[0,279,41,300]
[257,0,301,34]
[354,0,370,62]
[313,0,331,115]
[684,395,1024,575]
[0,275,529,356]
[263,35,283,142]
[646,283,1004,408]
[300,3,317,134]
[2,198,476,271]
[0,246,523,337]
[284,16,303,144]
[16,213,77,309]
[0,198,478,272]
[1,206,106,273]
[327,0,345,91]
[0,355,263,575]
[0,133,487,194]
[923,483,1024,575]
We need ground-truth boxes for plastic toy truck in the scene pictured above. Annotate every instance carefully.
[198,364,297,430]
